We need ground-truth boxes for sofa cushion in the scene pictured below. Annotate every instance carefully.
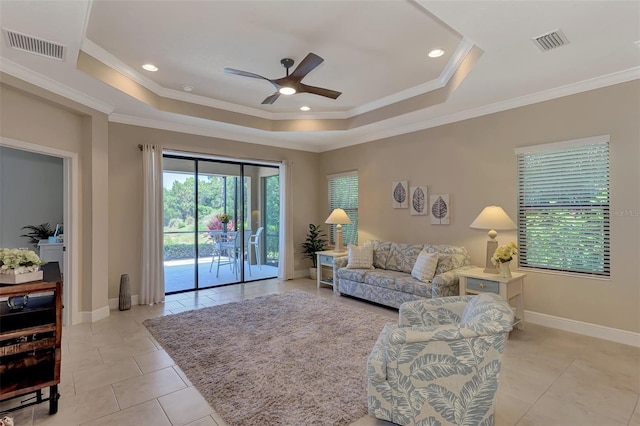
[386,243,423,273]
[346,244,374,269]
[435,253,468,275]
[363,270,406,291]
[424,245,472,265]
[411,250,439,282]
[395,275,432,297]
[369,240,392,269]
[337,268,368,283]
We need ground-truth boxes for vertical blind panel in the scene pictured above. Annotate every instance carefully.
[328,173,358,245]
[517,141,610,277]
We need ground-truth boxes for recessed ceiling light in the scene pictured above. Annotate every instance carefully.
[279,87,296,95]
[428,49,445,58]
[142,64,158,72]
[182,85,193,92]
[300,106,310,111]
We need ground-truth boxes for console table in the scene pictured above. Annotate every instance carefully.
[458,267,525,330]
[0,280,63,414]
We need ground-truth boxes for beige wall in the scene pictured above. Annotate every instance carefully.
[2,74,638,334]
[107,123,321,300]
[319,80,640,333]
[0,79,111,318]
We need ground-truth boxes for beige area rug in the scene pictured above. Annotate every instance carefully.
[143,290,393,426]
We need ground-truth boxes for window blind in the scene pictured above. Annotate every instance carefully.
[327,171,358,246]
[516,137,610,277]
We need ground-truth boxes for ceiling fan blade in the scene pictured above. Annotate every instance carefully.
[289,53,324,81]
[224,68,269,81]
[261,92,280,105]
[299,83,342,100]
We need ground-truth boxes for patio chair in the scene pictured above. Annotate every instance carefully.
[248,227,264,269]
[212,231,241,278]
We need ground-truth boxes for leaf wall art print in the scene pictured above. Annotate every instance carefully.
[410,186,427,215]
[392,180,408,208]
[430,194,450,224]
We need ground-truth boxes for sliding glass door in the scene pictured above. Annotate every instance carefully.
[162,155,279,294]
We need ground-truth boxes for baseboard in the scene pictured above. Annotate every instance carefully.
[293,269,313,280]
[80,305,110,323]
[108,294,140,310]
[525,310,640,348]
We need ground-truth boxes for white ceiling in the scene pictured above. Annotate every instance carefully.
[1,0,639,152]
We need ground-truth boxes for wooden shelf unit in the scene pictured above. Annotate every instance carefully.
[0,280,62,414]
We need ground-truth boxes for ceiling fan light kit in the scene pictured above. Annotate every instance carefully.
[224,52,341,105]
[279,87,296,95]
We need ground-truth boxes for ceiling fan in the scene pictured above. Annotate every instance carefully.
[223,53,342,105]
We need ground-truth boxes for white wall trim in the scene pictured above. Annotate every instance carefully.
[293,269,312,280]
[108,294,140,310]
[0,59,115,114]
[80,305,110,323]
[525,310,640,348]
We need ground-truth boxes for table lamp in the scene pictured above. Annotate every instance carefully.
[325,208,352,253]
[470,205,516,273]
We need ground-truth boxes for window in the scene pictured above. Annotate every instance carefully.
[515,136,610,277]
[328,171,358,246]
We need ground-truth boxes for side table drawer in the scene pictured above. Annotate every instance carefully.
[466,277,499,294]
[319,255,333,265]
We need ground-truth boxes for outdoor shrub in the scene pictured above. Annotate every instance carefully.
[164,243,214,261]
[168,218,184,229]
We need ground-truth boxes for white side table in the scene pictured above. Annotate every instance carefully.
[38,240,64,273]
[458,267,525,329]
[316,250,347,293]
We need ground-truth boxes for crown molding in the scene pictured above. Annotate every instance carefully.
[79,36,475,122]
[439,37,476,85]
[4,53,637,154]
[108,113,326,152]
[321,67,640,152]
[80,38,277,119]
[109,67,640,153]
[0,58,115,114]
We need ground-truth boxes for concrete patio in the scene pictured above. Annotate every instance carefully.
[164,257,279,293]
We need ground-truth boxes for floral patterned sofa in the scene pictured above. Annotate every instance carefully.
[335,240,473,308]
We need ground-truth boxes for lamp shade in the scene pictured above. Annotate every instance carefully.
[470,205,516,274]
[470,206,516,231]
[325,208,352,225]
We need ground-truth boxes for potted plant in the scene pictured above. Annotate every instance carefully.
[301,224,327,279]
[0,248,45,284]
[21,223,56,248]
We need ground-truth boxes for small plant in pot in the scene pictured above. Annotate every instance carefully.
[301,224,327,279]
[21,223,56,248]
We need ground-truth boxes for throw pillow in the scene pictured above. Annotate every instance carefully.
[346,244,374,269]
[411,250,439,282]
[435,253,467,275]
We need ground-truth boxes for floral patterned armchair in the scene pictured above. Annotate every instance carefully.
[367,292,514,425]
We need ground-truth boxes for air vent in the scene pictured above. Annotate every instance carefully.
[532,29,569,52]
[2,29,66,60]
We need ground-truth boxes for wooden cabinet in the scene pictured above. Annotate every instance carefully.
[0,280,62,414]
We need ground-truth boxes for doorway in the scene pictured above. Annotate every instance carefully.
[0,137,78,325]
[162,155,280,294]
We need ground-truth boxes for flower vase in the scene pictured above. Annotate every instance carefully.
[222,223,228,233]
[500,261,512,278]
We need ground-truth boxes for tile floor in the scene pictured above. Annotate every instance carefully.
[1,278,639,426]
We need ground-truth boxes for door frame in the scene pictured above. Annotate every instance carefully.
[0,137,79,325]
